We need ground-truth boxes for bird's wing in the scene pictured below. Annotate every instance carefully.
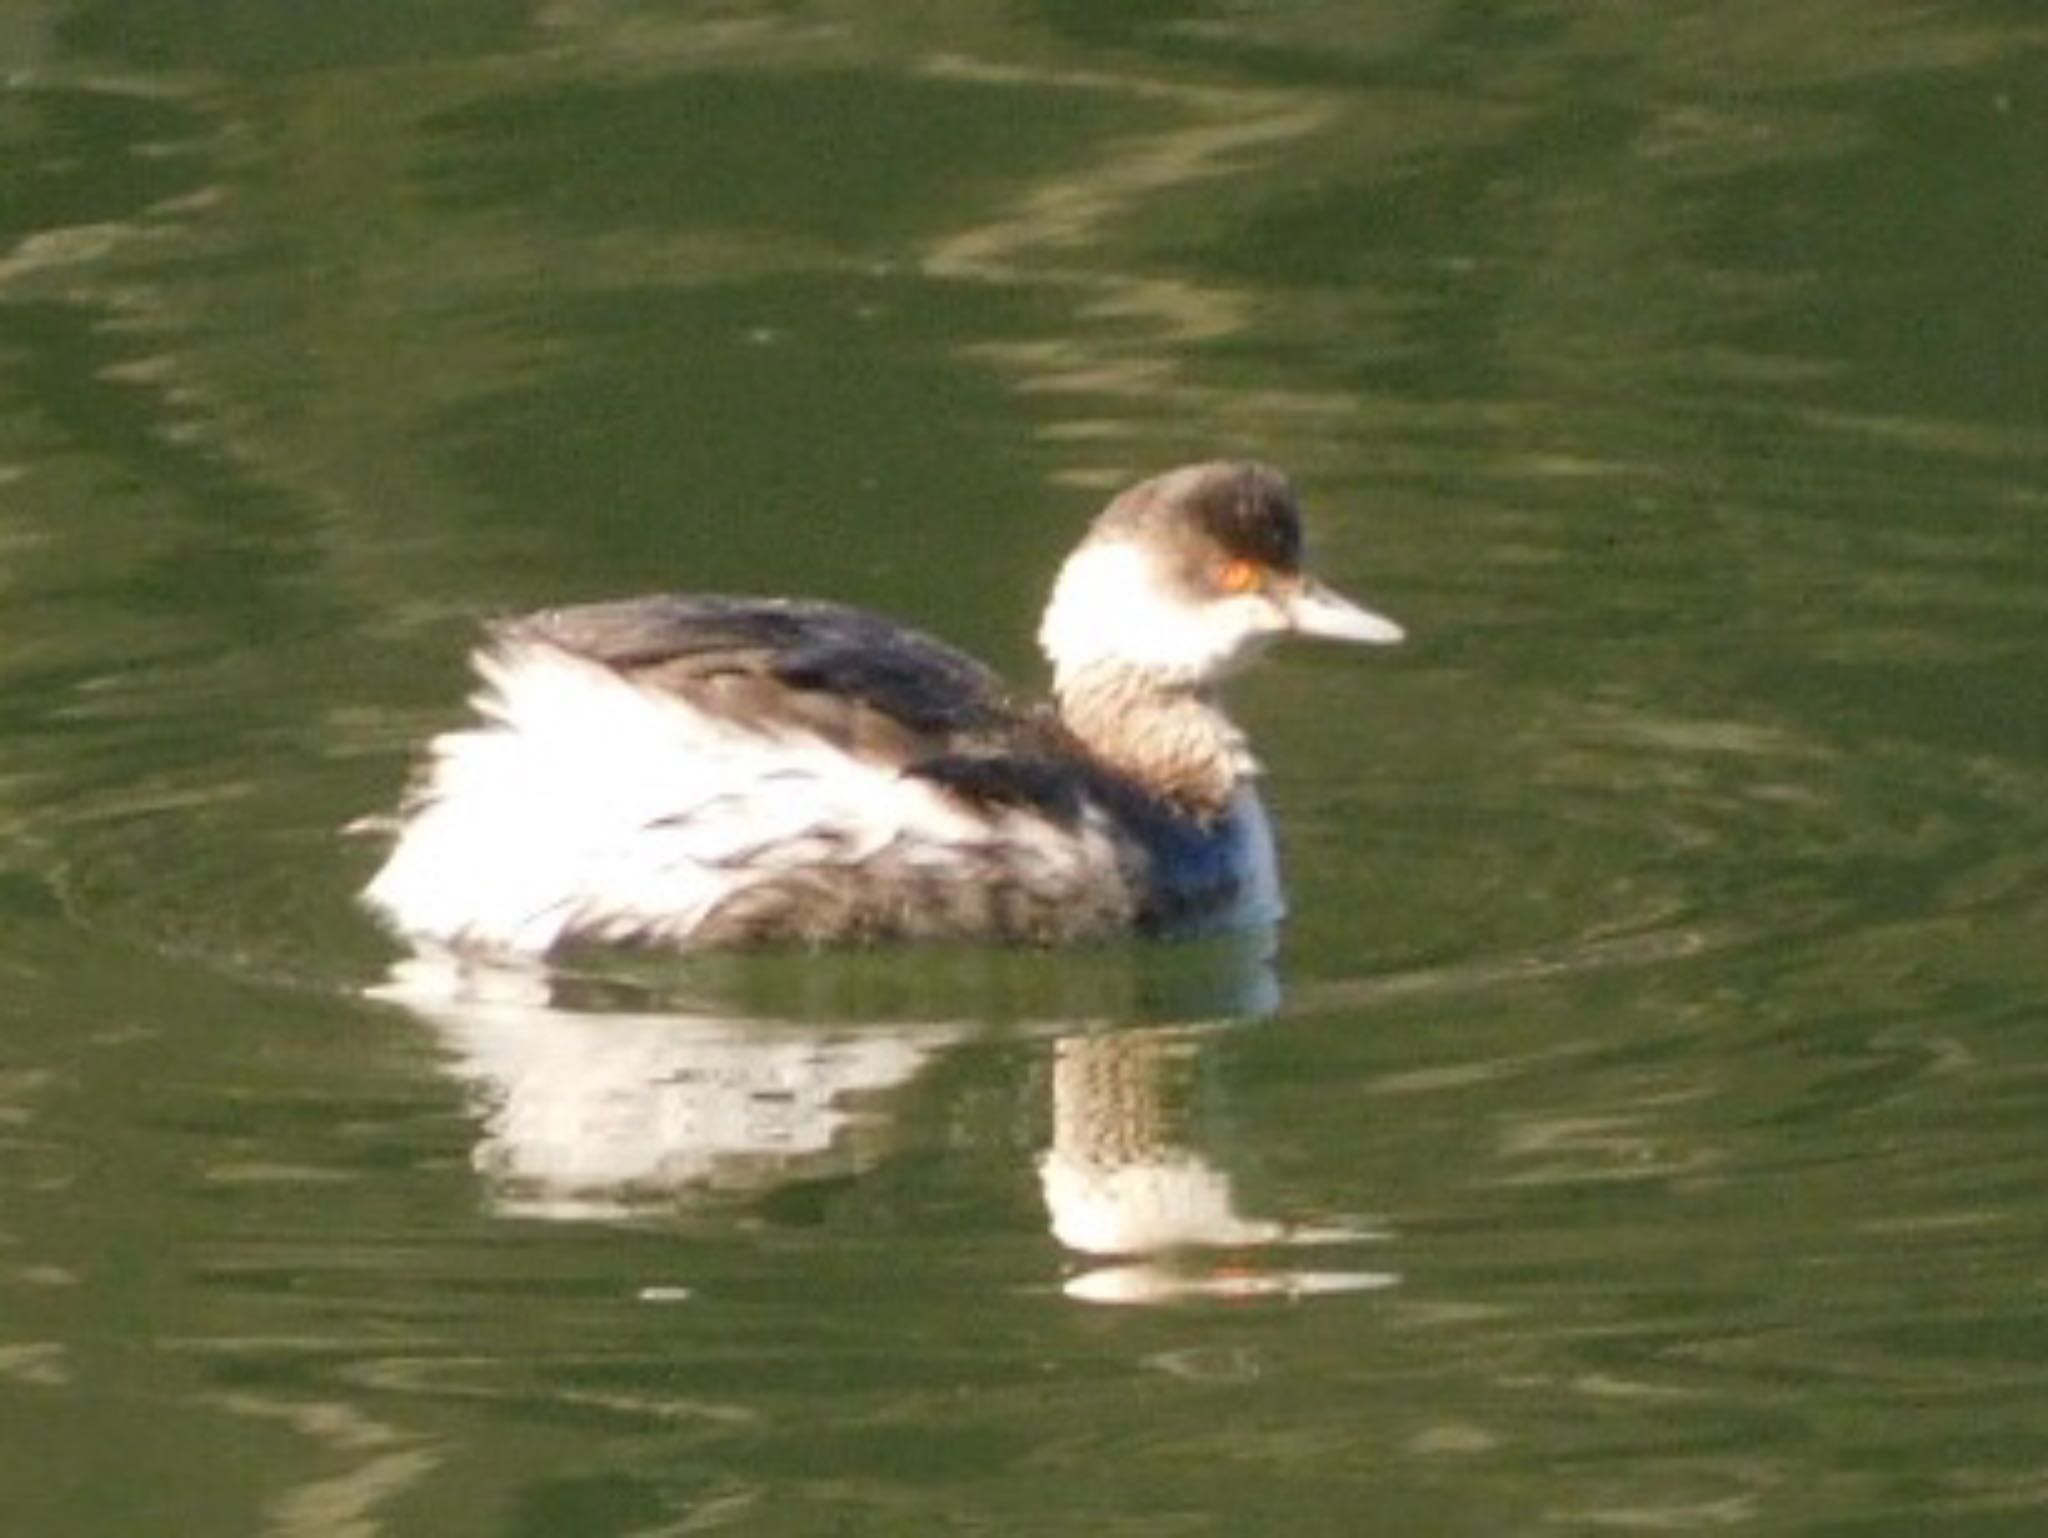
[498,595,1030,766]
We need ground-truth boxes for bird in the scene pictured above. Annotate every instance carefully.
[360,461,1403,957]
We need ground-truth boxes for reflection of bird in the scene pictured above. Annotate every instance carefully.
[1040,1025,1400,1307]
[383,981,960,1221]
[1040,1027,1280,1256]
[362,462,1402,955]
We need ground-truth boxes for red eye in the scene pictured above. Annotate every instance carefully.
[1217,558,1263,594]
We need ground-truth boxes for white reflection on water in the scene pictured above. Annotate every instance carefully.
[1042,1026,1394,1305]
[377,955,964,1222]
[374,950,1395,1304]
[1065,1265,1396,1307]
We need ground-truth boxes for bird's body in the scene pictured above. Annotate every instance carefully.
[361,462,1401,956]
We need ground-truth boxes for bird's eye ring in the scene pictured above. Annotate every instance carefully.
[1217,558,1263,594]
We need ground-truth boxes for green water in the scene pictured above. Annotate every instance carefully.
[4,2,2046,1532]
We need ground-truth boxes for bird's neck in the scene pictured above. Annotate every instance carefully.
[1052,664,1259,817]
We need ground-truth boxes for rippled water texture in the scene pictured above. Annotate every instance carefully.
[4,2,2046,1532]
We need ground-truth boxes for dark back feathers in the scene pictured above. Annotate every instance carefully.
[501,595,1033,766]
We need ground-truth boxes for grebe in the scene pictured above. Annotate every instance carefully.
[361,462,1402,955]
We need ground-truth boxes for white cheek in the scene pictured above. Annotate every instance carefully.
[1210,596,1288,676]
[1038,543,1280,684]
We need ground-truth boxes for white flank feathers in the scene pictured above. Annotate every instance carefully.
[362,641,1126,954]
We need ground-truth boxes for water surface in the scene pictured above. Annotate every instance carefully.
[4,2,2046,1532]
